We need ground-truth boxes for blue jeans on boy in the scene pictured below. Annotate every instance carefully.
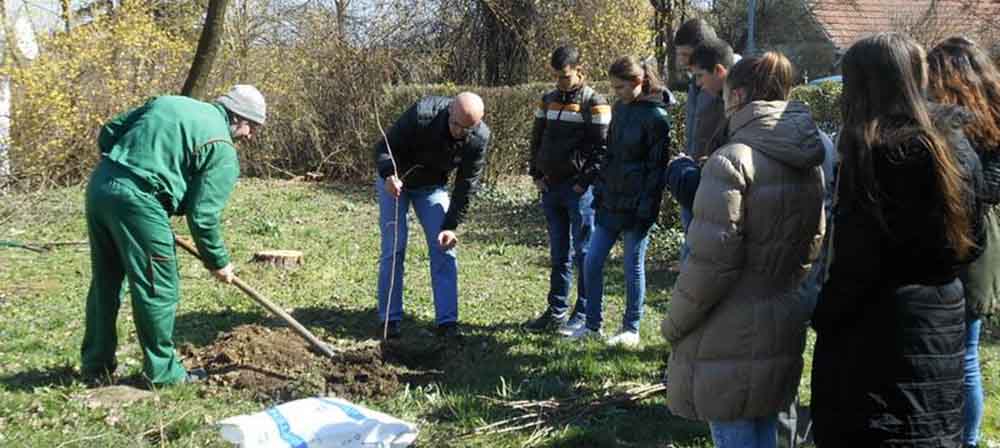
[710,416,778,448]
[584,219,650,332]
[541,181,594,317]
[964,318,984,446]
[376,176,458,325]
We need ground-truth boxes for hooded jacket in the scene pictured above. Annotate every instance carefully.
[592,95,671,230]
[662,100,826,421]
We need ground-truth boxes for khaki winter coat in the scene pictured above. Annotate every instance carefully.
[662,100,826,421]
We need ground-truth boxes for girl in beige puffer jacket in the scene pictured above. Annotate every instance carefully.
[662,52,826,447]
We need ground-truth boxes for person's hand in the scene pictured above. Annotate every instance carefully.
[438,230,458,250]
[572,184,586,194]
[385,175,403,198]
[533,177,548,193]
[212,263,235,284]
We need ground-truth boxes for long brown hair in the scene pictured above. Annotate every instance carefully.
[725,51,795,103]
[839,32,974,257]
[608,56,665,95]
[927,36,1000,151]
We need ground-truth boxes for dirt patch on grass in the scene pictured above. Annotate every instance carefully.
[182,325,404,401]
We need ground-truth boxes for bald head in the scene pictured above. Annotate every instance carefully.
[452,92,484,126]
[446,92,484,139]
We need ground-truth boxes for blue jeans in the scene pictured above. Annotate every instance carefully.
[964,318,984,446]
[584,221,650,332]
[541,182,594,317]
[710,416,778,448]
[376,177,458,325]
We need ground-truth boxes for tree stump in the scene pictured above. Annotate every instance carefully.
[251,250,303,268]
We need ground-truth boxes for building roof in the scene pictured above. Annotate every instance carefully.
[810,0,1000,49]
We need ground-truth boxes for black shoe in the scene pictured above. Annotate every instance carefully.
[379,320,402,339]
[80,364,117,387]
[433,322,461,339]
[525,308,568,333]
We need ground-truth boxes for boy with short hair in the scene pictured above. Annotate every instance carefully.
[525,46,610,334]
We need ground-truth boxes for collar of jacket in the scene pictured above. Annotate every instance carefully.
[556,82,588,103]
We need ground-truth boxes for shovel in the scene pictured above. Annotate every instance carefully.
[174,235,337,359]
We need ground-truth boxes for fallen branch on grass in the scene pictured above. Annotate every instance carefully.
[0,240,88,253]
[463,382,667,446]
[56,433,109,447]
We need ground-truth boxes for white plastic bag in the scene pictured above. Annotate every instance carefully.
[217,397,418,448]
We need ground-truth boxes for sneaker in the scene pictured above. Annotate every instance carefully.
[556,313,586,336]
[378,320,402,339]
[606,330,640,348]
[525,308,568,333]
[181,368,208,384]
[564,325,603,341]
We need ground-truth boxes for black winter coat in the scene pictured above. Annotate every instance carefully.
[811,107,984,447]
[593,96,671,230]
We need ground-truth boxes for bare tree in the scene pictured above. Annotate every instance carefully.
[182,0,231,98]
[333,0,350,37]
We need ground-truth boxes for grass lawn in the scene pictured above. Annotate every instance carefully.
[1,178,997,447]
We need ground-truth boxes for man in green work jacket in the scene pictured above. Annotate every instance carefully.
[82,85,266,386]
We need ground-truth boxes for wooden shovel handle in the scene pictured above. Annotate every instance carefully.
[174,236,336,359]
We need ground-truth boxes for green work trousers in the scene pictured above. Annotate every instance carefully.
[81,159,187,385]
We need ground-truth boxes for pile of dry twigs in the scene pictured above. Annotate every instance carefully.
[463,382,667,446]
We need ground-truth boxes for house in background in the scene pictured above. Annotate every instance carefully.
[757,0,1000,80]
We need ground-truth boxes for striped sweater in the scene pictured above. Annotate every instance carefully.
[528,85,610,186]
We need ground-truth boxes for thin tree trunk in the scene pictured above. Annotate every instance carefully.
[334,0,350,38]
[181,0,231,98]
[0,0,18,68]
[60,0,72,32]
[0,0,14,182]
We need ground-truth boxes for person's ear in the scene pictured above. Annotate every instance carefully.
[714,64,727,78]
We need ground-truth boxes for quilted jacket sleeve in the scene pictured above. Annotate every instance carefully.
[662,147,748,342]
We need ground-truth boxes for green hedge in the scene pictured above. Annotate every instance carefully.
[358,81,841,232]
[789,81,843,135]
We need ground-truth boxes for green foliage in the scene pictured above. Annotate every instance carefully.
[5,4,192,185]
[789,80,843,134]
[531,0,656,82]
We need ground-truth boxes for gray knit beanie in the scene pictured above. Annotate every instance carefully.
[216,85,266,125]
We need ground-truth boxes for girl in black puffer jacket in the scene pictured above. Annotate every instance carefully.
[812,32,984,448]
[565,56,671,347]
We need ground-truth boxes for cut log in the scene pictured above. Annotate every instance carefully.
[251,250,303,268]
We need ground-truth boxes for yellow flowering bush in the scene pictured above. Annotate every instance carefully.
[6,4,190,184]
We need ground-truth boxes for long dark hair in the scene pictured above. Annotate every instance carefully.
[608,56,665,96]
[927,36,1000,151]
[839,32,974,257]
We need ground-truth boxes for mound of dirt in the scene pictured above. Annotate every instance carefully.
[182,325,401,401]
